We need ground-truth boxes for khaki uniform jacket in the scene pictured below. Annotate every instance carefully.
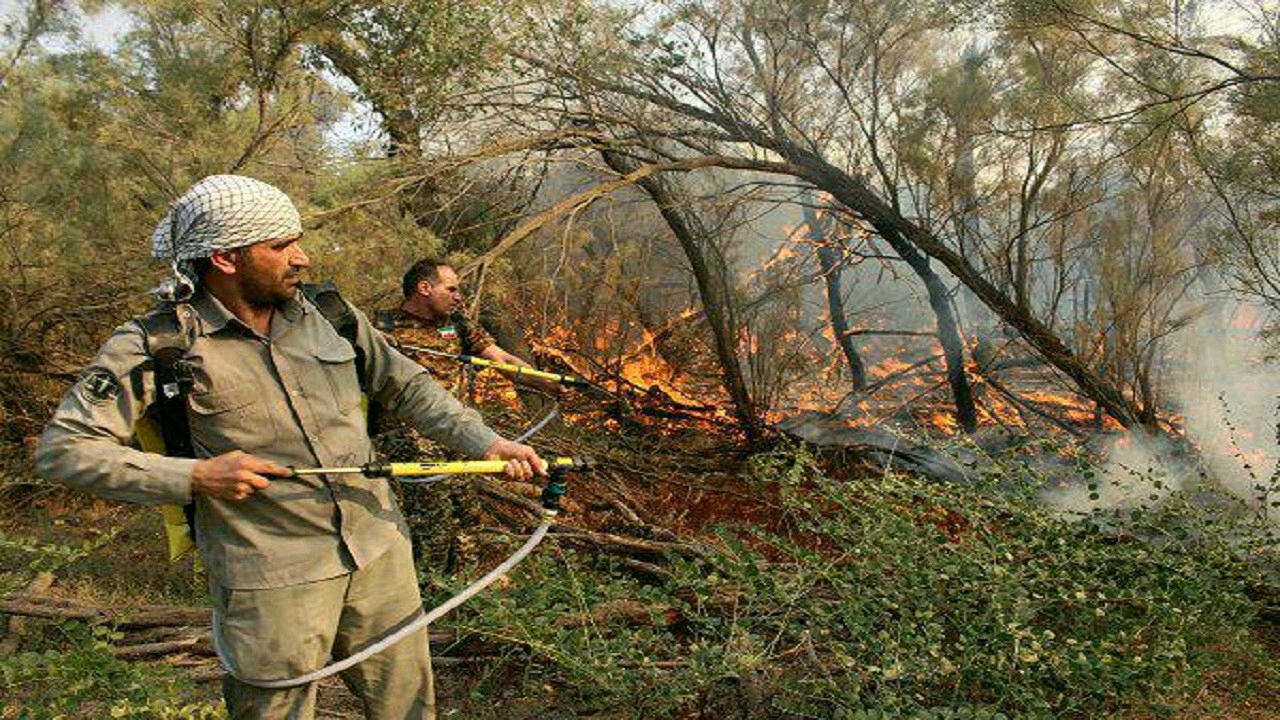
[35,288,500,590]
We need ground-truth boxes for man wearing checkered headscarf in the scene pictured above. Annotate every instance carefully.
[150,174,304,302]
[36,174,547,719]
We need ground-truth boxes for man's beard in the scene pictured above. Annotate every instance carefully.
[242,270,300,308]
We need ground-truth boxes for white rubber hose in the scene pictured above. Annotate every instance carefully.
[213,512,556,689]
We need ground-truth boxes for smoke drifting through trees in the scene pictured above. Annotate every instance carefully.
[0,0,1275,495]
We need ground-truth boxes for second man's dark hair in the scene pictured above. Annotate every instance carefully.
[402,257,449,298]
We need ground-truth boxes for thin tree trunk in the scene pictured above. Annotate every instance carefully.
[817,244,868,391]
[802,200,867,391]
[600,150,764,440]
[882,227,979,433]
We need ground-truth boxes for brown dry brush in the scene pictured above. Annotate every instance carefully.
[0,261,150,463]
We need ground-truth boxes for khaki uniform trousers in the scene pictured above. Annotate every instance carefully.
[211,540,436,720]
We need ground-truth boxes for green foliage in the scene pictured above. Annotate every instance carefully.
[0,526,122,596]
[456,443,1271,718]
[0,527,121,573]
[307,0,503,132]
[0,622,224,719]
[450,543,695,717]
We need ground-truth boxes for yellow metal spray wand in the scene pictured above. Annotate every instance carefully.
[398,344,589,386]
[290,456,589,479]
[395,344,621,399]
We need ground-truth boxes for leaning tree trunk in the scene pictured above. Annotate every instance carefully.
[600,150,765,441]
[801,200,867,391]
[783,147,1143,428]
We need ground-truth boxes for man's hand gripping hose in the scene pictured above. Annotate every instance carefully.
[212,457,590,689]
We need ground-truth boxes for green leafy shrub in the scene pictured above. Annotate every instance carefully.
[455,443,1272,718]
[0,622,223,719]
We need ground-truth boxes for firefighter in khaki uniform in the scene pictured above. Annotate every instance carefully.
[34,176,546,720]
[377,258,553,572]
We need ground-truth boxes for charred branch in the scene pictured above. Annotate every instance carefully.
[776,417,973,485]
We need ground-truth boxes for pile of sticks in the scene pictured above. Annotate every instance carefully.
[0,572,479,680]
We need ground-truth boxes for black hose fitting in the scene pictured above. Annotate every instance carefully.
[360,462,390,477]
[541,474,568,511]
[540,456,591,511]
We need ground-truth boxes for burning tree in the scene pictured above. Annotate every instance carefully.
[477,0,1236,434]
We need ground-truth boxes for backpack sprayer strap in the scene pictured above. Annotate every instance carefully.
[135,285,369,562]
[135,303,200,561]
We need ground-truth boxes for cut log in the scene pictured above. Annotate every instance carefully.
[110,637,205,659]
[0,598,100,621]
[0,572,56,655]
[0,595,459,648]
[0,598,208,628]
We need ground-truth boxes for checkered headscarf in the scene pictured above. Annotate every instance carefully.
[150,175,302,301]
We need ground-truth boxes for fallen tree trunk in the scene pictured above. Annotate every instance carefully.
[0,598,207,628]
[549,526,709,560]
[109,636,208,660]
[776,412,974,485]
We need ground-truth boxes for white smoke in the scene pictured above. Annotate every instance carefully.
[1040,297,1278,521]
[1172,298,1279,517]
[1040,431,1188,517]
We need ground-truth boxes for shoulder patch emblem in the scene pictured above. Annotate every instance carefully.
[438,324,458,340]
[78,368,120,405]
